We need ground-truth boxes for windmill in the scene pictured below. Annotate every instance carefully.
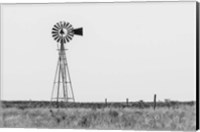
[51,21,83,103]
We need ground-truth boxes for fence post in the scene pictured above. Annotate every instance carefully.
[0,100,3,127]
[105,98,107,106]
[154,94,157,110]
[126,98,129,106]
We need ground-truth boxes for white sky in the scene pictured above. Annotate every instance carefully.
[1,2,197,102]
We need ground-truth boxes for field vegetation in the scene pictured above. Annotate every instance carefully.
[0,101,196,130]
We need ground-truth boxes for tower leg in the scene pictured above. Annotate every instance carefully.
[65,57,75,102]
[51,59,60,102]
[57,61,61,107]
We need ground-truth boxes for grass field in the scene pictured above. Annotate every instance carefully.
[0,103,196,130]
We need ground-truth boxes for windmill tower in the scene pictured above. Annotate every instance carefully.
[51,21,83,102]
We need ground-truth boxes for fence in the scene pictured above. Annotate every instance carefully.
[104,94,157,110]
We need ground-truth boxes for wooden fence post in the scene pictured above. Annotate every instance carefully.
[154,94,157,110]
[105,98,107,106]
[126,98,129,106]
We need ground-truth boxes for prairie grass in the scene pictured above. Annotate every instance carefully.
[1,105,196,130]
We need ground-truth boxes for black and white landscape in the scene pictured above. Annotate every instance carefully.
[0,1,198,130]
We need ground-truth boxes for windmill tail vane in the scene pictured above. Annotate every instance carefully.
[51,21,83,103]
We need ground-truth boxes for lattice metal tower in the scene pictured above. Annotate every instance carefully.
[51,21,83,102]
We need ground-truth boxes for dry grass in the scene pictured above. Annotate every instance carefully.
[0,105,196,130]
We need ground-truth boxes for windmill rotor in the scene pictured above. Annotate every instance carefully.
[52,21,83,44]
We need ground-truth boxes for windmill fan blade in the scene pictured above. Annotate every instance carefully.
[63,22,67,27]
[56,23,61,29]
[52,28,58,32]
[67,35,73,40]
[66,22,69,27]
[52,34,58,38]
[66,37,69,42]
[73,28,83,36]
[54,36,59,41]
[53,25,59,30]
[52,31,58,35]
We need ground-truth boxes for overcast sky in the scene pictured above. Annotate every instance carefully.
[1,2,196,102]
